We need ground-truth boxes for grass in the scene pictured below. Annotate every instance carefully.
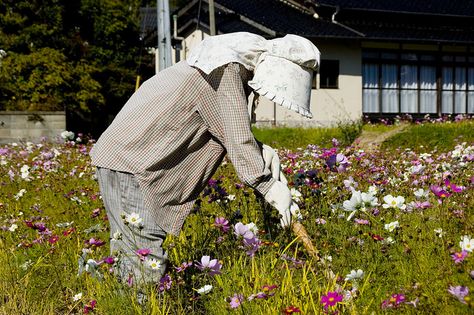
[0,120,473,314]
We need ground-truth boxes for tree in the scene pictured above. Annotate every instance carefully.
[0,0,148,136]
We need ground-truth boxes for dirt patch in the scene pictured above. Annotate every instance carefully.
[355,124,409,152]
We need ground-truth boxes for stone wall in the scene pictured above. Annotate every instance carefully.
[0,111,66,144]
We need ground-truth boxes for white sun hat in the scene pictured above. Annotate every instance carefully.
[248,35,320,118]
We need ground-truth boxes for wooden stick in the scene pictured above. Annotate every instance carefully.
[292,221,319,260]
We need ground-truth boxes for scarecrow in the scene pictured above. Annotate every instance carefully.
[91,32,320,283]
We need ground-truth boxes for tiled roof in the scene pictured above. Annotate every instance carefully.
[216,0,360,38]
[140,0,474,44]
[316,0,474,17]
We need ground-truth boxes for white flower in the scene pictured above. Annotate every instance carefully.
[112,231,122,241]
[246,222,259,234]
[414,188,429,199]
[384,221,400,232]
[382,237,396,245]
[345,269,364,281]
[20,260,32,271]
[60,130,75,140]
[124,212,143,227]
[20,165,30,180]
[14,189,27,200]
[434,228,445,238]
[382,195,406,210]
[197,284,213,295]
[8,224,18,232]
[73,293,83,301]
[368,185,378,195]
[342,190,378,221]
[146,259,161,270]
[460,235,474,252]
[290,188,302,202]
[226,194,236,201]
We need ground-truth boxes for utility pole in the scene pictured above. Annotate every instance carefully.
[157,0,172,72]
[209,0,216,35]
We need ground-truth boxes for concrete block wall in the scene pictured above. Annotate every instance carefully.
[0,111,66,144]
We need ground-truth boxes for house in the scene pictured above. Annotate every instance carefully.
[140,0,474,126]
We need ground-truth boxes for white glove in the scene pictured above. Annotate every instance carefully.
[264,181,293,227]
[262,144,287,185]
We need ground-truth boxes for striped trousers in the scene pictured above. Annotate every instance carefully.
[96,167,167,285]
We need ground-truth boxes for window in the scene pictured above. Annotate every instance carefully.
[319,60,339,89]
[362,50,474,115]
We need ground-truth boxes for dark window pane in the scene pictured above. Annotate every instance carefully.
[320,60,339,89]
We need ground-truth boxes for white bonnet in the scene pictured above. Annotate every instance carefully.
[186,32,320,118]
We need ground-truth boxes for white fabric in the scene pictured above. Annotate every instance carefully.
[248,54,314,118]
[264,180,293,227]
[186,32,320,118]
[261,144,287,184]
[186,32,266,74]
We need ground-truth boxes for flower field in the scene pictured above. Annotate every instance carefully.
[1,122,473,314]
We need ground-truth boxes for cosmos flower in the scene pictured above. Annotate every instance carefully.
[384,221,400,232]
[345,269,365,281]
[381,293,406,309]
[195,255,222,276]
[228,293,243,308]
[197,284,213,295]
[146,258,161,270]
[321,291,343,309]
[451,251,468,264]
[382,195,406,210]
[124,212,143,227]
[448,286,469,304]
[213,217,230,233]
[234,222,254,239]
[460,235,474,252]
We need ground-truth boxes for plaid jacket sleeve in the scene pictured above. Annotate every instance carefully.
[198,63,276,196]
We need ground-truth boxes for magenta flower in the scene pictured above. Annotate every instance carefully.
[228,293,243,308]
[381,293,406,309]
[242,236,262,257]
[102,256,115,265]
[451,251,468,264]
[448,285,469,304]
[83,300,97,314]
[195,255,222,276]
[136,248,152,261]
[174,261,192,273]
[213,217,230,233]
[444,179,466,193]
[430,185,451,198]
[320,291,343,309]
[158,274,172,292]
[87,238,106,247]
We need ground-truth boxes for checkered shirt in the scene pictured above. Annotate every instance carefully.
[91,61,275,235]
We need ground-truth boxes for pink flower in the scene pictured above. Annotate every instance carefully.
[451,251,468,264]
[213,217,230,233]
[381,293,406,309]
[195,255,222,276]
[83,300,97,314]
[228,293,243,308]
[448,285,469,304]
[321,291,343,309]
[136,248,151,261]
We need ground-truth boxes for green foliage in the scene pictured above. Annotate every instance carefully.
[0,0,146,121]
[382,121,474,152]
[252,122,362,151]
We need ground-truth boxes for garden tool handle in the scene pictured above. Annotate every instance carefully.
[291,221,320,261]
